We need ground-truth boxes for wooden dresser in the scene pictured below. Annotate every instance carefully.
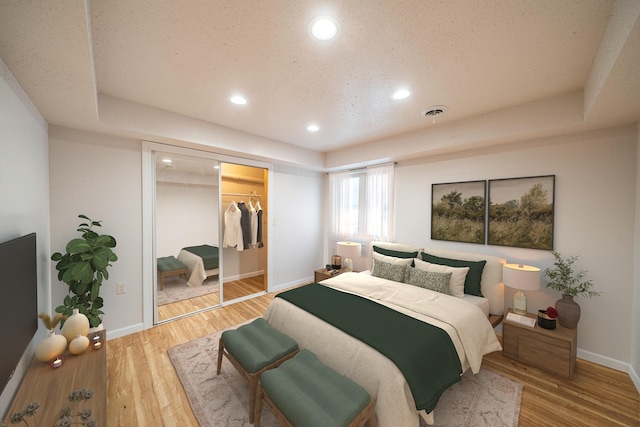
[3,331,106,425]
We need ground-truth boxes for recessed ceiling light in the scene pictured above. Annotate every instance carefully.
[392,89,411,100]
[307,124,320,132]
[309,17,339,41]
[162,158,172,164]
[230,95,247,105]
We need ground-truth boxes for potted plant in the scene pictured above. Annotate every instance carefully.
[51,215,118,328]
[544,251,600,328]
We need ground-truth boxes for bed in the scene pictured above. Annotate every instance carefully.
[263,241,505,426]
[176,244,220,287]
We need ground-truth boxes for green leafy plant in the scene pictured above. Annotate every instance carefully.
[51,215,118,328]
[544,251,600,298]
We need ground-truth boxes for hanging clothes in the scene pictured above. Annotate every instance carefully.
[256,201,264,248]
[249,201,258,247]
[237,201,251,250]
[223,201,243,250]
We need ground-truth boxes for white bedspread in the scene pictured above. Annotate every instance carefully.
[176,249,219,287]
[263,273,501,427]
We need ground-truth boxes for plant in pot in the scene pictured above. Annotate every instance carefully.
[51,215,118,329]
[544,251,600,329]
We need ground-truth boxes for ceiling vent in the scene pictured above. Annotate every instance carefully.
[421,105,448,123]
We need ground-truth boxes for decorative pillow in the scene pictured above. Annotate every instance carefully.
[372,252,414,266]
[420,252,486,297]
[373,245,419,259]
[413,258,469,298]
[371,259,407,283]
[405,268,452,295]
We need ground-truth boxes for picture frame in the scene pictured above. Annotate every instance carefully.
[431,180,486,244]
[488,175,555,250]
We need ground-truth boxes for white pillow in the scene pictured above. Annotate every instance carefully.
[413,258,469,297]
[372,252,413,266]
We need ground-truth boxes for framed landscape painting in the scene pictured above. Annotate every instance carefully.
[431,180,486,244]
[488,175,555,250]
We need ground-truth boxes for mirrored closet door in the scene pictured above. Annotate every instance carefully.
[155,151,221,323]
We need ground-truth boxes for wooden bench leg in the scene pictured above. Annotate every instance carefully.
[255,383,264,427]
[216,339,224,375]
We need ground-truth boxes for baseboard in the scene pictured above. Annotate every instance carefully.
[629,364,640,393]
[224,269,264,283]
[269,277,313,293]
[577,348,630,373]
[106,322,144,340]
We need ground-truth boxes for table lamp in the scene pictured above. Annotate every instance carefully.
[503,263,540,315]
[336,242,362,272]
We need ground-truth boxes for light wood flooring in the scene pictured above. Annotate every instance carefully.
[157,275,265,322]
[107,287,640,427]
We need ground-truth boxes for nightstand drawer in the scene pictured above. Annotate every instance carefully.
[519,335,571,377]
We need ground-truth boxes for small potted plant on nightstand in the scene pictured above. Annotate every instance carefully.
[51,215,118,330]
[544,251,600,329]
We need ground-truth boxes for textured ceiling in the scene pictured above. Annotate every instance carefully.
[1,0,639,166]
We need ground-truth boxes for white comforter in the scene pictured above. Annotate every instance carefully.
[263,272,502,427]
[176,249,219,287]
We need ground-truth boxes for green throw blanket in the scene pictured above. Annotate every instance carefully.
[276,283,462,413]
[182,245,219,270]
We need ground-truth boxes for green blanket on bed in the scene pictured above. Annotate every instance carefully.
[275,283,462,413]
[182,245,219,270]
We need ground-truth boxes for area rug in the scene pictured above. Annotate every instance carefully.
[157,276,219,306]
[168,322,523,427]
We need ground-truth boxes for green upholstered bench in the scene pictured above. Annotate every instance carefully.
[217,317,299,423]
[156,256,190,290]
[255,349,375,427]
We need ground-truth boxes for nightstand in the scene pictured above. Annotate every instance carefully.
[314,268,343,282]
[502,308,577,378]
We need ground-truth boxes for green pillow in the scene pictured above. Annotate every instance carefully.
[371,259,407,283]
[420,252,486,297]
[406,268,452,295]
[373,245,418,259]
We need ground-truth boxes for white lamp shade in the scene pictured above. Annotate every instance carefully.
[336,242,362,259]
[503,263,541,291]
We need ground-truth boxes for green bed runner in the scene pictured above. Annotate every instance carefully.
[275,283,462,413]
[182,245,219,270]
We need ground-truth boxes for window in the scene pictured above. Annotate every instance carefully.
[328,164,395,258]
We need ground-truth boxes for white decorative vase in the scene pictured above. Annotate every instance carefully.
[35,331,67,362]
[62,308,90,343]
[69,334,90,355]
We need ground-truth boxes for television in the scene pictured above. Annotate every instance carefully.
[0,233,38,394]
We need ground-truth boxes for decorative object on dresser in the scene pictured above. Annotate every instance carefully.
[61,308,89,343]
[502,263,541,315]
[502,308,577,378]
[315,267,343,282]
[336,241,361,272]
[331,254,342,270]
[537,307,558,330]
[544,251,600,328]
[51,214,118,329]
[34,313,68,363]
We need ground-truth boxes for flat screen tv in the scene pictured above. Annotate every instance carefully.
[0,233,38,394]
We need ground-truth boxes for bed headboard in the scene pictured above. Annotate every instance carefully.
[368,241,505,315]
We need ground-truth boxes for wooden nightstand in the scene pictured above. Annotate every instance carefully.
[502,308,577,378]
[314,268,343,282]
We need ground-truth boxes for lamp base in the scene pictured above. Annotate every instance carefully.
[513,290,528,315]
[343,257,353,272]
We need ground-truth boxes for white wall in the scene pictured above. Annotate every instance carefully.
[156,181,219,258]
[393,125,637,370]
[50,129,325,337]
[49,126,144,338]
[0,58,50,415]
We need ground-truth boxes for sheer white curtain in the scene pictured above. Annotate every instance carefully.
[328,163,394,269]
[365,163,394,242]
